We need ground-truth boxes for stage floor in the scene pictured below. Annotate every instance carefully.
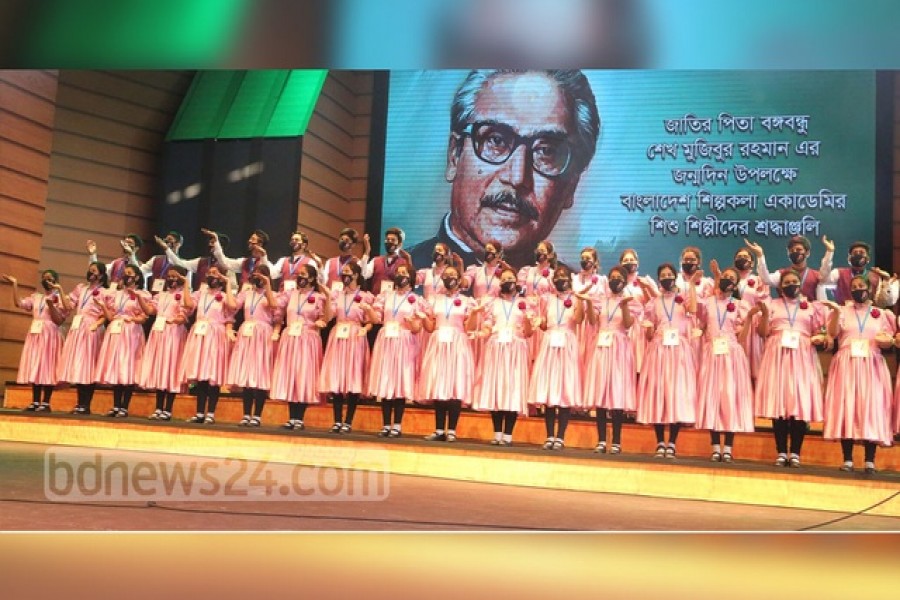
[1,439,898,531]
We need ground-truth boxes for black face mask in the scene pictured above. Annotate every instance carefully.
[849,254,868,268]
[442,277,458,290]
[166,278,179,289]
[580,260,594,271]
[681,262,698,275]
[484,252,496,263]
[851,289,869,303]
[341,275,354,287]
[86,271,98,282]
[789,251,806,265]
[734,257,751,271]
[660,278,677,292]
[609,279,626,294]
[719,279,736,293]
[338,240,352,252]
[122,275,136,287]
[207,277,221,288]
[41,280,53,291]
[554,279,570,292]
[384,241,398,254]
[394,275,410,288]
[433,252,445,263]
[623,263,638,274]
[253,276,265,289]
[296,277,310,289]
[290,242,303,252]
[535,252,547,263]
[500,281,517,294]
[782,284,800,298]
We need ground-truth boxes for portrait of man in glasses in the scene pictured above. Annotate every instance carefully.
[408,69,601,269]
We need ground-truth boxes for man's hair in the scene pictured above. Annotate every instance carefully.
[848,241,870,254]
[252,229,270,247]
[450,70,601,172]
[125,234,143,249]
[166,231,183,244]
[339,227,359,243]
[786,235,810,252]
[385,227,405,243]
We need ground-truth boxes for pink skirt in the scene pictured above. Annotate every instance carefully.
[825,349,893,444]
[630,323,649,374]
[416,327,475,405]
[318,322,370,395]
[582,329,636,411]
[754,336,823,421]
[179,322,231,386]
[57,320,103,384]
[271,328,324,404]
[636,335,696,424]
[526,329,582,408]
[138,323,188,392]
[94,321,144,385]
[368,329,419,399]
[17,322,63,386]
[695,337,755,432]
[226,320,275,389]
[471,336,529,414]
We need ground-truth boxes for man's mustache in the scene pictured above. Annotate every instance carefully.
[479,191,539,221]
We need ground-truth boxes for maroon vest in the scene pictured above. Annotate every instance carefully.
[777,266,820,299]
[194,256,216,291]
[370,255,411,295]
[835,268,881,305]
[109,257,129,284]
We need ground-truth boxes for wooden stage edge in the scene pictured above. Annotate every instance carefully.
[3,387,900,519]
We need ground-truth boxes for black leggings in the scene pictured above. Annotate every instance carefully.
[654,424,681,445]
[543,406,571,439]
[241,388,268,417]
[490,411,518,435]
[330,393,359,424]
[596,409,625,444]
[710,431,735,447]
[112,385,134,409]
[31,384,53,405]
[76,384,96,409]
[840,439,877,462]
[288,403,309,421]
[381,398,406,427]
[434,400,462,431]
[155,390,176,412]
[772,418,807,454]
[194,381,221,414]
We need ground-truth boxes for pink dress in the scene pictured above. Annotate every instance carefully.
[318,288,373,395]
[58,284,106,384]
[271,289,327,404]
[16,292,66,385]
[527,293,582,408]
[824,304,893,445]
[471,297,531,414]
[179,289,234,386]
[518,264,553,360]
[623,273,657,374]
[415,266,448,368]
[93,289,148,385]
[582,295,641,411]
[676,273,713,363]
[137,289,188,392]
[754,298,825,421]
[736,273,769,380]
[573,271,607,364]
[416,293,476,405]
[225,289,277,390]
[367,290,426,399]
[636,292,697,424]
[695,296,755,432]
[463,263,502,365]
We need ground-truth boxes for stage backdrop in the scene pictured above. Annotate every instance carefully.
[380,70,876,273]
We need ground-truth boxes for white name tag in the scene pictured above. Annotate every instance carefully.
[384,321,401,338]
[242,322,255,337]
[713,337,730,355]
[335,323,351,339]
[549,330,567,348]
[850,338,869,358]
[152,317,166,332]
[381,281,394,293]
[288,321,303,337]
[282,279,297,292]
[437,326,454,343]
[29,320,43,334]
[496,327,513,344]
[596,330,613,348]
[662,328,680,347]
[151,279,165,293]
[194,320,209,336]
[331,281,344,292]
[781,330,800,349]
[108,319,123,335]
[70,315,83,331]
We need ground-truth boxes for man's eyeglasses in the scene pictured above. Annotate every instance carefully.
[460,122,573,178]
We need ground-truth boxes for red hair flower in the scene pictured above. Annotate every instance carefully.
[726,302,736,312]
[92,289,100,297]
[564,298,573,308]
[128,292,136,300]
[353,295,361,303]
[174,293,182,301]
[49,296,58,303]
[307,296,316,304]
[541,268,549,277]
[518,301,526,310]
[591,275,598,284]
[872,308,881,318]
[453,298,462,306]
[799,301,808,310]
[747,279,756,287]
[215,293,223,302]
[674,295,684,304]
[407,294,416,304]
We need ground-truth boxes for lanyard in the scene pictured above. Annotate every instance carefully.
[484,264,496,292]
[605,298,621,324]
[116,290,129,315]
[854,305,871,334]
[715,299,729,330]
[80,287,95,311]
[782,298,800,329]
[159,292,173,315]
[248,291,265,316]
[391,292,411,318]
[201,292,216,316]
[342,291,358,317]
[297,290,316,315]
[556,294,571,325]
[501,298,515,324]
[431,267,445,292]
[661,294,677,324]
[288,255,304,277]
[532,266,542,291]
[444,294,459,320]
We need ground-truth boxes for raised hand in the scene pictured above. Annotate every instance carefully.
[743,238,763,258]
[821,234,834,253]
[201,228,218,244]
[86,240,98,254]
[155,235,168,250]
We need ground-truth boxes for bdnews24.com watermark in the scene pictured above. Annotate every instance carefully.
[44,446,391,502]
